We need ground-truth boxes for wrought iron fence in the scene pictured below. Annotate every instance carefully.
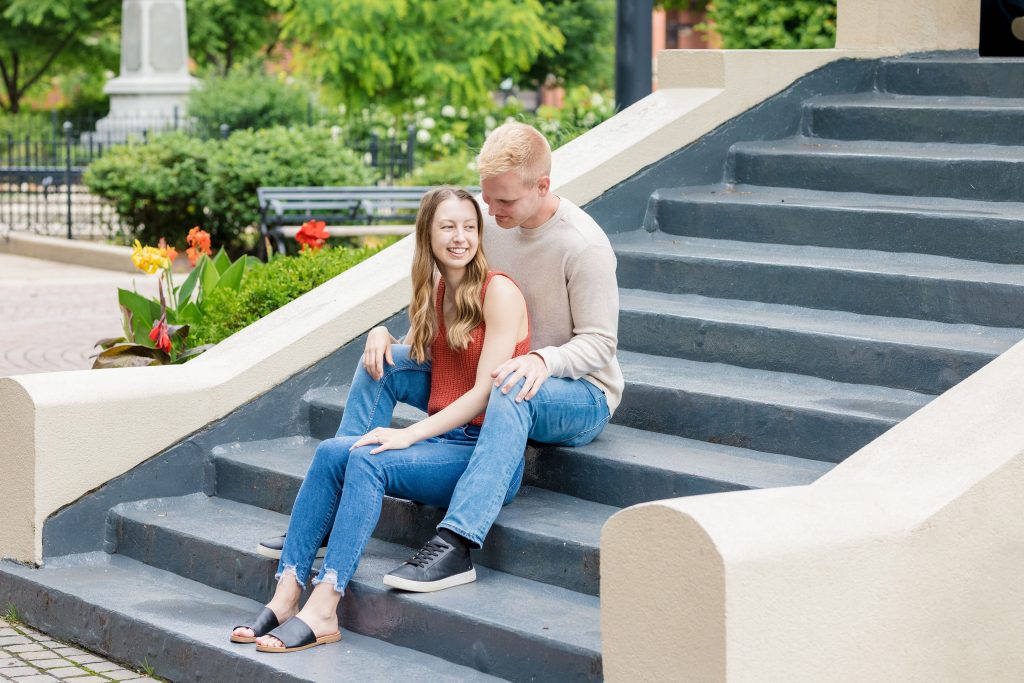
[0,114,420,241]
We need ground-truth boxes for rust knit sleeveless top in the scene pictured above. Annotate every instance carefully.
[427,271,531,426]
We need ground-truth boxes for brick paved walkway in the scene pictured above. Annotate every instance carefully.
[0,616,161,682]
[0,253,158,377]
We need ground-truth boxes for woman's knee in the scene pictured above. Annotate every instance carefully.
[345,446,385,482]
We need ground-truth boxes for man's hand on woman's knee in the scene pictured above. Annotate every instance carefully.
[491,353,550,403]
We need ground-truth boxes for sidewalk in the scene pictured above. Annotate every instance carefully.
[0,253,158,377]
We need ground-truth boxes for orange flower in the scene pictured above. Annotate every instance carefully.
[186,226,212,266]
[295,219,329,250]
[158,238,178,264]
[148,318,172,354]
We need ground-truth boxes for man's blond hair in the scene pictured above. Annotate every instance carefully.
[477,122,551,186]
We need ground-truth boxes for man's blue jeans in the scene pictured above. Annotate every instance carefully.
[276,344,610,587]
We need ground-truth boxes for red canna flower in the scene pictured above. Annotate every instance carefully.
[295,220,329,250]
[148,318,172,354]
[186,226,212,266]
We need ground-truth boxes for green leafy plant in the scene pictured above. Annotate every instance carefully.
[704,0,837,49]
[140,657,156,677]
[189,243,391,346]
[188,68,310,136]
[403,148,479,187]
[93,229,257,368]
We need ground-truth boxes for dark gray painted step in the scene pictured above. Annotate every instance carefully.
[212,439,611,595]
[803,93,1024,145]
[107,494,602,682]
[728,137,1024,203]
[619,287,1021,394]
[0,553,502,683]
[644,184,1024,264]
[301,385,831,505]
[880,55,1024,98]
[612,230,1024,328]
[614,350,931,463]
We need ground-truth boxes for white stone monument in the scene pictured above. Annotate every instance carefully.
[92,0,198,141]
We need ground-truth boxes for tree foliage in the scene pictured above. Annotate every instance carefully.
[275,0,564,112]
[705,0,836,49]
[0,0,120,113]
[187,0,280,76]
[522,0,614,90]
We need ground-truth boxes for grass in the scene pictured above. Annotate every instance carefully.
[140,657,156,677]
[3,602,19,623]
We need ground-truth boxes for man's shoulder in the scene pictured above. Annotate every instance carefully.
[555,197,611,248]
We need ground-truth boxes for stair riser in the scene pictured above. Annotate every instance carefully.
[651,197,1024,264]
[805,103,1024,145]
[0,572,281,683]
[614,383,899,463]
[214,456,600,595]
[619,309,994,394]
[310,399,759,507]
[109,510,597,683]
[729,147,1024,203]
[616,252,1024,328]
[880,61,1024,98]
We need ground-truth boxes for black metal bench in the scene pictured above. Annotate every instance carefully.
[257,186,432,259]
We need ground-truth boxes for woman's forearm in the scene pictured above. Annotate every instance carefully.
[405,384,491,442]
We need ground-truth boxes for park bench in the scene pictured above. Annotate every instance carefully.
[257,186,432,259]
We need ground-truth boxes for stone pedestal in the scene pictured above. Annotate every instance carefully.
[92,0,198,142]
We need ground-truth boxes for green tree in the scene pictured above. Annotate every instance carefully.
[522,0,614,90]
[0,0,120,113]
[704,0,836,49]
[275,0,564,112]
[187,0,280,76]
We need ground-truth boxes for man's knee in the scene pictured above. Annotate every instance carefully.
[310,437,356,476]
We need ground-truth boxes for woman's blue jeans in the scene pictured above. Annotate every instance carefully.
[276,343,609,590]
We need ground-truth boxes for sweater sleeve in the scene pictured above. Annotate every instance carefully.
[531,243,618,379]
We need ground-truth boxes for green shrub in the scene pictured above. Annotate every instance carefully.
[188,69,311,136]
[189,244,390,345]
[706,0,836,49]
[205,126,377,243]
[403,148,479,187]
[83,132,209,246]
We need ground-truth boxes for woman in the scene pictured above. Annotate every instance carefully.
[230,186,530,653]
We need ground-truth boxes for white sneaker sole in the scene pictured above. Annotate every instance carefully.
[382,567,477,593]
[256,544,327,560]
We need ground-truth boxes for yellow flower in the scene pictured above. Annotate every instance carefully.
[131,240,170,275]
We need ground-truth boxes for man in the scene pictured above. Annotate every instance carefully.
[381,122,623,590]
[258,122,623,593]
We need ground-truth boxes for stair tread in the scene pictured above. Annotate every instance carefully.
[619,287,1024,354]
[654,183,1024,221]
[732,135,1024,162]
[617,350,931,423]
[610,230,1024,284]
[110,493,602,653]
[297,388,832,490]
[212,440,617,547]
[807,91,1024,110]
[0,553,502,682]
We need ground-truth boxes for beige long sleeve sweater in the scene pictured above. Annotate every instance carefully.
[482,196,624,414]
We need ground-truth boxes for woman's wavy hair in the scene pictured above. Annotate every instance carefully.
[407,186,488,363]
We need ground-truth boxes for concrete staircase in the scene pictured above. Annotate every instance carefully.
[4,53,1024,682]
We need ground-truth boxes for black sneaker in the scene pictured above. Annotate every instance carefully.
[383,535,477,592]
[256,533,328,560]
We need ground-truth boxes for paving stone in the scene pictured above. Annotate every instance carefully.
[60,678,107,683]
[78,663,116,674]
[38,668,83,679]
[7,675,58,683]
[16,628,46,641]
[0,639,29,648]
[103,672,142,681]
[33,644,58,650]
[31,660,70,670]
[0,659,19,668]
[5,645,43,653]
[64,657,100,666]
[0,632,16,639]
[1,668,40,677]
[48,651,82,659]
[19,651,60,662]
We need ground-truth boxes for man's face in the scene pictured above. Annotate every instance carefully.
[480,170,548,229]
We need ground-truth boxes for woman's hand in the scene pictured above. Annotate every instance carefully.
[362,326,394,380]
[351,427,418,454]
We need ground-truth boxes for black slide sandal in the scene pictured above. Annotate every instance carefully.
[230,606,280,643]
[255,616,342,653]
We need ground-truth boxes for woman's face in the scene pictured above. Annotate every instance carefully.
[430,197,479,272]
